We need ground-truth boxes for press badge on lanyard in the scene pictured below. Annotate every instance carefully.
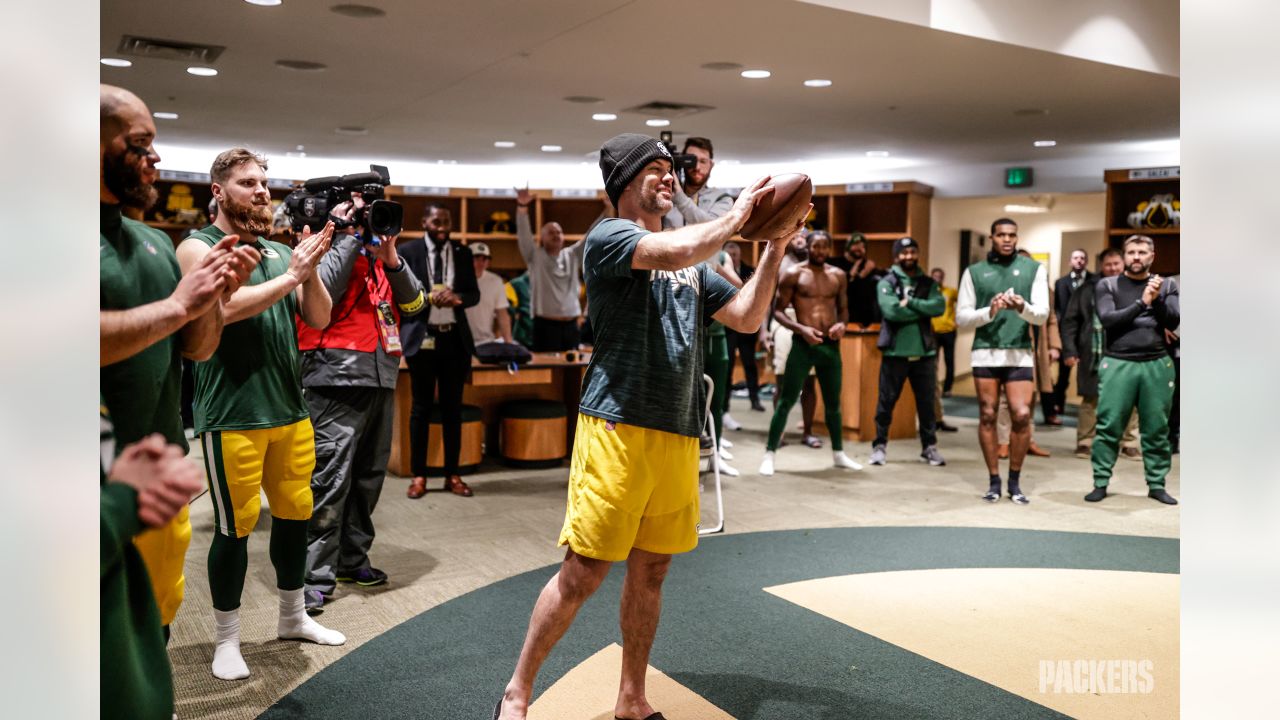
[376,300,402,353]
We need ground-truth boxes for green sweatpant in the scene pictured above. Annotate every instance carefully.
[1091,356,1175,489]
[705,333,730,446]
[767,340,843,451]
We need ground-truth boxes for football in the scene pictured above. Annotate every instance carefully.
[739,173,813,241]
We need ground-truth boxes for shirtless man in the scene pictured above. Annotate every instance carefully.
[760,231,863,475]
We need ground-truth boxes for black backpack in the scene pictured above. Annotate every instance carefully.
[473,340,533,366]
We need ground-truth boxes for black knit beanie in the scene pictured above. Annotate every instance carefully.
[892,236,919,257]
[599,133,673,206]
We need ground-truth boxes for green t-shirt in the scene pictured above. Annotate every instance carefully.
[99,204,187,452]
[968,254,1039,351]
[580,219,738,438]
[190,226,309,432]
[707,250,730,338]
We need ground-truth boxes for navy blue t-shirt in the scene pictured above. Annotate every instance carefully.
[579,218,738,437]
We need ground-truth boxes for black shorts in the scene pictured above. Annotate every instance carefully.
[972,366,1034,383]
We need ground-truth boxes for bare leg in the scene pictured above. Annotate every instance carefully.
[975,377,1002,475]
[500,549,611,719]
[615,549,672,720]
[1005,381,1036,471]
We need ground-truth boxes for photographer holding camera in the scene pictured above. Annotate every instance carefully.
[657,137,742,473]
[295,191,426,612]
[661,137,734,230]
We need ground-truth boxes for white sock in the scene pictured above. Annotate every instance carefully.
[723,413,742,431]
[211,608,250,680]
[718,445,734,461]
[833,450,863,470]
[720,436,734,449]
[277,588,346,645]
[759,451,775,476]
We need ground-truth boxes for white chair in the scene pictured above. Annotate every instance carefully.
[698,373,725,535]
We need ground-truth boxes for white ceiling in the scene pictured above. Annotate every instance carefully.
[100,0,1179,195]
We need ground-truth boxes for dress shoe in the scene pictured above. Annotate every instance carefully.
[997,444,1009,459]
[750,401,766,412]
[1074,444,1091,459]
[1044,414,1063,426]
[445,475,473,497]
[936,421,959,432]
[407,477,427,499]
[1120,446,1143,461]
[1028,442,1051,457]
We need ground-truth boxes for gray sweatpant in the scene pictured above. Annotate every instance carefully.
[304,386,394,595]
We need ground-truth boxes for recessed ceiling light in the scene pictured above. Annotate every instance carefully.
[334,125,368,135]
[740,69,771,79]
[866,151,890,158]
[330,3,386,18]
[187,66,218,77]
[803,79,832,88]
[645,119,670,127]
[494,141,516,148]
[592,113,618,121]
[152,112,179,120]
[275,59,327,72]
[244,0,283,6]
[1033,140,1057,147]
[564,95,603,104]
[701,61,743,71]
[541,145,562,152]
[100,58,132,68]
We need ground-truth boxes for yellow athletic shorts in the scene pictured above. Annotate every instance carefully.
[132,504,191,626]
[558,414,700,562]
[200,418,316,538]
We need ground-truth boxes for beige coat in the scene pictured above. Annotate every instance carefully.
[1033,298,1063,394]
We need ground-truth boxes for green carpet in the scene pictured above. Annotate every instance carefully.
[261,527,1177,719]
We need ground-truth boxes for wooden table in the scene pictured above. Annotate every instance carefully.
[388,351,590,477]
[812,327,920,443]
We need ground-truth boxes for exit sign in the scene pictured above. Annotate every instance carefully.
[1005,167,1034,188]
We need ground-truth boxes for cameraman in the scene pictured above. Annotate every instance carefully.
[660,137,741,473]
[297,194,426,612]
[661,137,734,229]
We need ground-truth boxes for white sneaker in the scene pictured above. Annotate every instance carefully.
[833,451,863,470]
[719,446,734,461]
[720,436,734,449]
[758,452,775,477]
[723,413,742,431]
[715,455,740,477]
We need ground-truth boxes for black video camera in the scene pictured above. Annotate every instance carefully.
[659,131,698,185]
[284,164,403,241]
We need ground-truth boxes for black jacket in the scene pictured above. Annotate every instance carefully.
[1054,270,1093,322]
[397,237,481,358]
[1060,279,1101,397]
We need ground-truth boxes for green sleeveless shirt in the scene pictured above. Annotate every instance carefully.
[190,226,309,433]
[969,254,1039,351]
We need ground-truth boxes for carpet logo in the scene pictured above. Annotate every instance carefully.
[1038,659,1154,695]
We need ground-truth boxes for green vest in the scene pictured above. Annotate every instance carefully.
[969,254,1039,351]
[191,226,309,432]
[99,204,187,451]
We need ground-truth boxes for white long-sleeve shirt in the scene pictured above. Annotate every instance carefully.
[956,262,1049,367]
